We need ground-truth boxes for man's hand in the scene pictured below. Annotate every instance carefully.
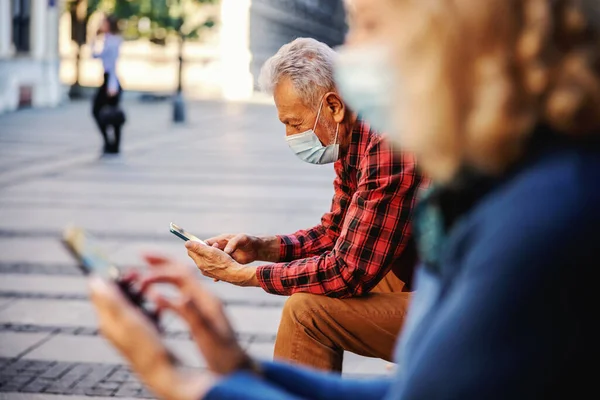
[205,234,280,264]
[140,256,254,376]
[89,276,216,400]
[107,88,118,97]
[185,241,259,287]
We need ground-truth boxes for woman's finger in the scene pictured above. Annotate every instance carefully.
[147,291,185,315]
[119,268,140,284]
[147,291,215,341]
[139,270,188,293]
[143,254,172,267]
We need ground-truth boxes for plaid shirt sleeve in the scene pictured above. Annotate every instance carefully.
[275,166,352,262]
[256,136,421,298]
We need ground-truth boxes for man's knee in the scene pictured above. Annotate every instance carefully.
[275,293,341,369]
[280,292,324,327]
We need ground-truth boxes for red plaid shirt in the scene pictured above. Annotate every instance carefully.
[256,120,425,298]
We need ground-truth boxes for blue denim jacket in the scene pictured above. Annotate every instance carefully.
[206,133,600,399]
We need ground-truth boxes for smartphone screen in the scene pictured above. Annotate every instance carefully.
[62,226,120,280]
[169,222,206,244]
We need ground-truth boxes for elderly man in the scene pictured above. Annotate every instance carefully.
[185,38,425,372]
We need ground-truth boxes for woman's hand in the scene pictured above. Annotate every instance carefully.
[140,255,254,376]
[89,276,217,400]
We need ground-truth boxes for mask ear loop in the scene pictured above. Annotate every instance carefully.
[330,123,340,160]
[315,96,339,146]
[333,123,339,145]
[313,98,325,133]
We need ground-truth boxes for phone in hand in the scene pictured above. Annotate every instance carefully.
[61,225,161,329]
[169,222,207,245]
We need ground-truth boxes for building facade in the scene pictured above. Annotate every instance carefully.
[249,0,346,86]
[0,0,62,115]
[0,0,346,114]
[218,0,346,100]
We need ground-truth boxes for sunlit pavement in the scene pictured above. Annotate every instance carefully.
[0,98,392,399]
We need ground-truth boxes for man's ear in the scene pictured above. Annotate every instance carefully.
[324,92,346,124]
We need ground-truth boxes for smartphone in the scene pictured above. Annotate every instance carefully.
[62,226,121,278]
[169,222,206,245]
[61,225,160,328]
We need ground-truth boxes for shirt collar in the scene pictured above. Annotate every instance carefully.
[343,118,376,169]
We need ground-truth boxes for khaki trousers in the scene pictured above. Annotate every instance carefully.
[273,271,412,372]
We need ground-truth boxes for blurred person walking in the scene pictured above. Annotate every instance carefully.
[90,0,600,398]
[91,14,125,156]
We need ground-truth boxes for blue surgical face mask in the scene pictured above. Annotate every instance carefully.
[334,45,395,134]
[285,99,340,164]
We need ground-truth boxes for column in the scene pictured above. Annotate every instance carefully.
[0,0,12,57]
[43,0,61,106]
[31,0,62,107]
[219,0,254,100]
[46,0,59,60]
[30,0,47,60]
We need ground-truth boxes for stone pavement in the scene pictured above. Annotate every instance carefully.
[0,99,391,399]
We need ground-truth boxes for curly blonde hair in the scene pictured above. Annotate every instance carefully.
[390,0,600,182]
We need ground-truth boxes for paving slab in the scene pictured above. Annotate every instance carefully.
[342,352,395,376]
[201,282,287,305]
[226,306,283,335]
[0,298,281,336]
[0,191,327,216]
[0,394,139,400]
[21,334,209,368]
[0,239,75,265]
[0,299,14,311]
[0,332,51,358]
[0,206,319,238]
[22,335,122,365]
[245,342,275,361]
[0,358,149,398]
[1,179,331,204]
[0,272,284,308]
[0,275,88,296]
[0,269,285,307]
[0,300,96,327]
[164,304,283,336]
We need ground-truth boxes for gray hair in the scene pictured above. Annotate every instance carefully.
[258,38,337,107]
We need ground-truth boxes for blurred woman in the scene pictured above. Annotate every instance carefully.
[91,14,124,155]
[337,0,600,397]
[89,0,600,398]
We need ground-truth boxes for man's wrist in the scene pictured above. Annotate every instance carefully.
[256,236,281,262]
[236,266,260,287]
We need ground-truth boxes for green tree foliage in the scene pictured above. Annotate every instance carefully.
[66,0,217,43]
